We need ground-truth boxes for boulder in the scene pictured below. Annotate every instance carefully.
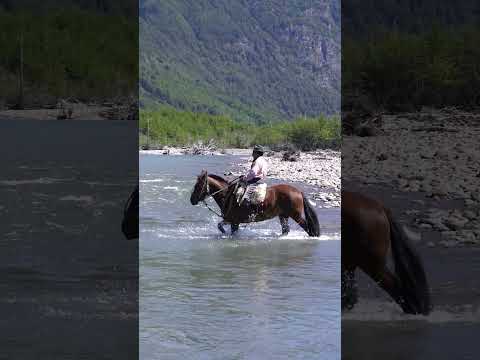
[282,150,300,162]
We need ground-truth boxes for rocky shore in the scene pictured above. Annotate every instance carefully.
[0,98,138,121]
[343,107,480,246]
[230,149,341,208]
[140,146,341,208]
[142,141,227,156]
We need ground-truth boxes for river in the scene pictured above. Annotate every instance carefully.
[140,153,340,360]
[0,119,138,358]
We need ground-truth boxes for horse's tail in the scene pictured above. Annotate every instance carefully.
[387,210,431,315]
[303,194,320,237]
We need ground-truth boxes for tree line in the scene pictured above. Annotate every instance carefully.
[140,106,340,151]
[343,25,480,111]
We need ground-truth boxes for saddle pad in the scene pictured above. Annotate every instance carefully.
[237,183,267,205]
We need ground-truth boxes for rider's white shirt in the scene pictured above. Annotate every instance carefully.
[245,156,268,182]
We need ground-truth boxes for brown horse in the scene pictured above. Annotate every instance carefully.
[190,170,320,237]
[342,191,431,315]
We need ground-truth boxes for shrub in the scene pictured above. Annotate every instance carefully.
[140,107,340,150]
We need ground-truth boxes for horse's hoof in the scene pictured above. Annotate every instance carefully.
[217,224,226,234]
[343,303,355,311]
[342,298,356,311]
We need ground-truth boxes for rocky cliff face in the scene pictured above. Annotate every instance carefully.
[140,0,340,123]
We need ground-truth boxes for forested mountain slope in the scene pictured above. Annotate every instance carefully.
[140,0,340,123]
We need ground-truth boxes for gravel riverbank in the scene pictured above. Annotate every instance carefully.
[231,150,340,208]
[343,108,480,246]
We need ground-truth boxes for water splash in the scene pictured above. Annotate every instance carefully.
[343,300,480,323]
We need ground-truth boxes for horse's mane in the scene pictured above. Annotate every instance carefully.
[208,173,228,184]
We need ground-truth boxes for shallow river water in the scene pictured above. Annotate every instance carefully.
[140,154,340,360]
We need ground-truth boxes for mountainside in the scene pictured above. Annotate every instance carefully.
[140,0,340,123]
[343,0,480,37]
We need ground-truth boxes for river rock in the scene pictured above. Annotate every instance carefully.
[233,149,341,208]
[439,239,457,248]
[444,214,469,230]
[457,231,477,244]
[282,151,300,162]
[343,109,480,205]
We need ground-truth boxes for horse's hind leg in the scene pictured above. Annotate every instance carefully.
[378,269,420,314]
[279,216,290,235]
[342,269,358,311]
[290,212,309,235]
[363,265,415,314]
[231,223,239,234]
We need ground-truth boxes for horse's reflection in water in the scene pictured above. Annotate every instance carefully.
[342,191,431,315]
[187,240,319,288]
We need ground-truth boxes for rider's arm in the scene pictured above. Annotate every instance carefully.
[245,168,257,182]
[245,160,262,181]
[257,158,267,178]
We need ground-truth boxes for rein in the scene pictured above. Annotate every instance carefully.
[202,199,224,218]
[207,187,226,198]
[199,173,240,218]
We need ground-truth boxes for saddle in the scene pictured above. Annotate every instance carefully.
[222,182,267,220]
[236,183,267,206]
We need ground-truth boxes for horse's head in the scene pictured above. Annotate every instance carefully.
[190,170,208,205]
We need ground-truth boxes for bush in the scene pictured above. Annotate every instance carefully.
[343,26,480,111]
[140,107,341,150]
[0,10,137,106]
[287,116,340,151]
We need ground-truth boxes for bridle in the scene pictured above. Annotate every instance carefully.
[199,172,227,200]
[198,172,209,199]
[192,172,221,218]
[196,172,235,218]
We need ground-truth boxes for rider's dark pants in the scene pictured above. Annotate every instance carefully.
[246,177,261,185]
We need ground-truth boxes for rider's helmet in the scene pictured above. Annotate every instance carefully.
[253,145,265,156]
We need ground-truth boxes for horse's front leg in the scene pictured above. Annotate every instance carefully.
[231,223,239,234]
[217,221,227,234]
[342,269,358,311]
[279,216,290,235]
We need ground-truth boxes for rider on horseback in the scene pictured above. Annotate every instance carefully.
[236,145,268,206]
[243,145,268,185]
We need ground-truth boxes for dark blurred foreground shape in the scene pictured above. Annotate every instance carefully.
[342,191,431,316]
[342,1,480,359]
[0,1,139,358]
[122,186,139,240]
